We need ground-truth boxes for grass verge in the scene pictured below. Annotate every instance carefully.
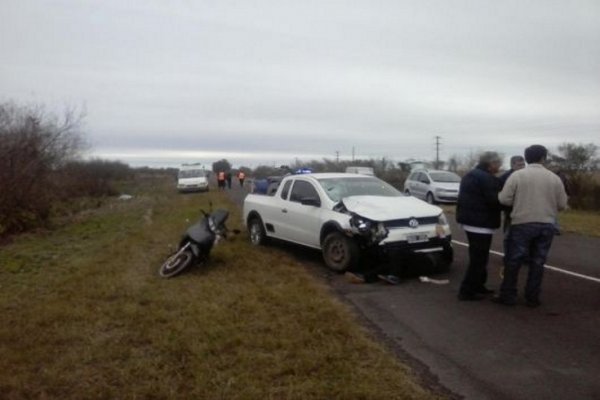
[440,204,600,238]
[558,209,600,237]
[0,176,438,400]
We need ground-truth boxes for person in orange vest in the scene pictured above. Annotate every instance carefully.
[238,171,246,187]
[217,171,226,190]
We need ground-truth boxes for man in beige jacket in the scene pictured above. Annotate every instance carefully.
[494,145,568,307]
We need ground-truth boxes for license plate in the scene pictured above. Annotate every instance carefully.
[407,233,428,244]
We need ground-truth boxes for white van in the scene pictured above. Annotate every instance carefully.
[345,166,375,176]
[177,165,209,192]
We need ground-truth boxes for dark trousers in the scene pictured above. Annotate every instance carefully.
[460,231,493,296]
[500,223,555,303]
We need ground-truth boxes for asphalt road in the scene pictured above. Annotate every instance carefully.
[227,183,600,400]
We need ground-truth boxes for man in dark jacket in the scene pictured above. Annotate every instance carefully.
[456,152,503,301]
[499,155,526,232]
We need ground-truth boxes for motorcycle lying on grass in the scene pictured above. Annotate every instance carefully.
[159,206,239,278]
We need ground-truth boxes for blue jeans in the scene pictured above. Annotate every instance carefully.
[500,223,555,303]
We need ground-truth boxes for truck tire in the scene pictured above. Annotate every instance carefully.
[322,232,360,272]
[430,246,453,273]
[248,216,268,246]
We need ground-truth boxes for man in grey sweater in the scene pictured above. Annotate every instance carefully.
[494,145,568,307]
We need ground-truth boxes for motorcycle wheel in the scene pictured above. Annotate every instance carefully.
[159,249,194,278]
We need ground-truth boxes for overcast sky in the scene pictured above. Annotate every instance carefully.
[1,0,599,167]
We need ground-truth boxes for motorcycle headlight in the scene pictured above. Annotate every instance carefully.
[208,217,217,232]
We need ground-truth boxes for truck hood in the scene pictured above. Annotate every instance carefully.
[341,195,442,221]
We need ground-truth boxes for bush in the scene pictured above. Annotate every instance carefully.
[58,159,132,198]
[0,102,84,235]
[0,102,135,236]
[567,173,600,210]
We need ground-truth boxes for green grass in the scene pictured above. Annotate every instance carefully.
[0,176,438,400]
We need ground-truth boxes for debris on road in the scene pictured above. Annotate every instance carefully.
[419,276,450,285]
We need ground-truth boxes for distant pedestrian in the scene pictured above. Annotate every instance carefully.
[456,152,503,301]
[494,145,568,307]
[217,171,226,190]
[238,171,246,187]
[226,172,232,189]
[499,155,526,232]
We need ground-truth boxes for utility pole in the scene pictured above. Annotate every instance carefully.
[335,150,340,164]
[434,136,442,169]
[352,146,355,162]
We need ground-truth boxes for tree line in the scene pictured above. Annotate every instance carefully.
[217,143,600,210]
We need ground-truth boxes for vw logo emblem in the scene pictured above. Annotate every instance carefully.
[408,218,419,228]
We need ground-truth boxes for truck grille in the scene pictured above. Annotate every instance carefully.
[384,216,439,229]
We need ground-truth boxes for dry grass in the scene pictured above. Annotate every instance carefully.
[0,176,438,400]
[440,204,600,237]
[558,209,600,237]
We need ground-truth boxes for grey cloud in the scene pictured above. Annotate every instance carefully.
[1,0,599,166]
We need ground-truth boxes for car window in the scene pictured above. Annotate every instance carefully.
[420,173,431,184]
[408,172,417,181]
[429,172,461,183]
[280,180,292,200]
[178,169,205,178]
[290,180,320,204]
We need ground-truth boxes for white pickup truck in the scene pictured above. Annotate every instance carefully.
[243,173,453,272]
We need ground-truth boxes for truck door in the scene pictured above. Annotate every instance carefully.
[284,180,323,247]
[262,179,293,240]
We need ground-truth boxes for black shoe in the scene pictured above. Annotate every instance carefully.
[491,296,516,306]
[476,287,495,295]
[378,274,401,285]
[458,293,485,301]
[526,299,541,308]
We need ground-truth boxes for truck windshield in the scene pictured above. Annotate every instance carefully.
[317,177,402,202]
[178,169,205,179]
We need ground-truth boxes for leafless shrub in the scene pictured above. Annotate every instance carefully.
[0,102,85,234]
[58,159,132,198]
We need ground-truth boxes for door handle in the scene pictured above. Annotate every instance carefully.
[281,208,288,213]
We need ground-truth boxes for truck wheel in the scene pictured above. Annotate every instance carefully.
[322,232,360,272]
[248,216,268,246]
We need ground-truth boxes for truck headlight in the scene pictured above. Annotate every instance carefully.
[350,215,372,233]
[438,213,448,226]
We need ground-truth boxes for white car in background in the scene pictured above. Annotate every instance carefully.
[177,165,209,192]
[404,169,461,204]
[345,166,375,176]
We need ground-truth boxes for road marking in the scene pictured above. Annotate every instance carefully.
[452,240,600,284]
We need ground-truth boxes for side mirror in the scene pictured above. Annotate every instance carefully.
[300,197,321,207]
